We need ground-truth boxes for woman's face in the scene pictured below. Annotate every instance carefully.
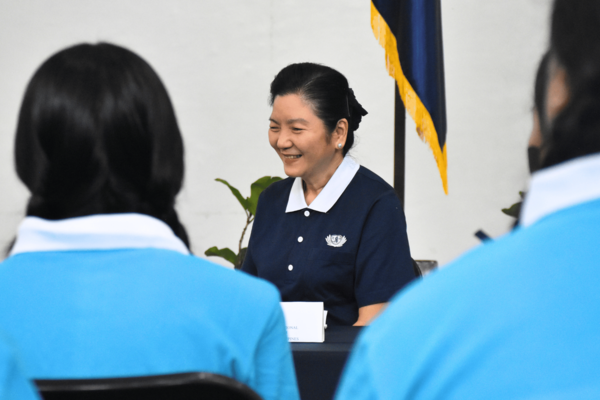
[269,94,344,183]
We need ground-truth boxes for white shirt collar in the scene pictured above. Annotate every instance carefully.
[9,213,190,256]
[286,156,360,213]
[521,153,600,227]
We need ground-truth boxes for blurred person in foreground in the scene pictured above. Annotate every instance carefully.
[0,43,299,400]
[335,0,600,398]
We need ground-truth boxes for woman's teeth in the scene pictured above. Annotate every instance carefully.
[284,155,302,159]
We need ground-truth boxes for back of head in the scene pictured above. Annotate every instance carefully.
[542,0,600,167]
[15,43,189,246]
[269,62,367,156]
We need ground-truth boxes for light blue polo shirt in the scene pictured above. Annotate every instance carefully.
[335,154,600,399]
[0,214,299,400]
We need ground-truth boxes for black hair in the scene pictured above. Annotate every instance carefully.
[15,42,189,247]
[527,52,552,175]
[542,0,600,168]
[534,51,551,136]
[269,63,367,156]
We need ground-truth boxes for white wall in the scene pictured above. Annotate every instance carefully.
[0,0,551,265]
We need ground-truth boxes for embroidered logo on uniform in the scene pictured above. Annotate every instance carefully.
[326,235,347,247]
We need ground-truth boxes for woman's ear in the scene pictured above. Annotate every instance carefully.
[333,118,349,148]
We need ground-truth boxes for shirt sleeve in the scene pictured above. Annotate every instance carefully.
[354,192,415,308]
[250,291,300,400]
[241,191,265,276]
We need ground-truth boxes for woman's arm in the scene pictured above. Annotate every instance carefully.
[354,192,415,322]
[241,242,258,275]
[354,303,388,326]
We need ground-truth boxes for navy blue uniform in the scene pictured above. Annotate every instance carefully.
[243,161,415,326]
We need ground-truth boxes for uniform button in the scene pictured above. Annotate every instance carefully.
[298,236,303,243]
[304,210,310,217]
[288,264,294,271]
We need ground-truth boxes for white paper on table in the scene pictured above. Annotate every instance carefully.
[280,302,325,343]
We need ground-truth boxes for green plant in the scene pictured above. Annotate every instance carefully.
[502,191,525,218]
[205,176,282,269]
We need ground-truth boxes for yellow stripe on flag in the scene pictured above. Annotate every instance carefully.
[371,1,448,194]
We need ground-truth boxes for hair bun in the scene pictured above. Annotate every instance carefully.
[347,88,368,132]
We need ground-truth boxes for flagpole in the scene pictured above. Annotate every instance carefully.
[394,82,406,207]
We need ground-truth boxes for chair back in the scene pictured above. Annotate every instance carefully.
[35,372,263,400]
[414,259,439,276]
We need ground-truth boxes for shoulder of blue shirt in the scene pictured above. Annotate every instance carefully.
[344,198,600,363]
[337,201,600,399]
[2,249,283,310]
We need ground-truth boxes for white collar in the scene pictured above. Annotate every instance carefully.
[286,156,360,213]
[521,153,600,227]
[9,213,190,256]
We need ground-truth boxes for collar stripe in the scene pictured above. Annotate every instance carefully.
[285,156,360,213]
[521,153,600,227]
[9,213,190,256]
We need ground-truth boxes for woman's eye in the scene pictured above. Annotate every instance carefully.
[292,127,303,132]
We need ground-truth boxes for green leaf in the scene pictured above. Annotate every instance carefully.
[247,176,283,216]
[204,246,238,266]
[501,201,522,218]
[216,178,250,211]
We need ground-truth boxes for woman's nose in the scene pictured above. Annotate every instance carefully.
[277,129,293,149]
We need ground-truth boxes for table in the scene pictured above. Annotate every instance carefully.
[291,326,362,400]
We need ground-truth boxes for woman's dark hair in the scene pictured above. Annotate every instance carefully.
[542,0,600,168]
[15,42,189,247]
[527,52,552,175]
[534,51,551,136]
[269,63,368,156]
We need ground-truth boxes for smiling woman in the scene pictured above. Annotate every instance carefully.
[242,62,417,326]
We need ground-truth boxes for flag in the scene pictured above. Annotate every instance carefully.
[371,0,448,194]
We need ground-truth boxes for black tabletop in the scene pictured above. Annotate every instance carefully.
[291,326,362,400]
